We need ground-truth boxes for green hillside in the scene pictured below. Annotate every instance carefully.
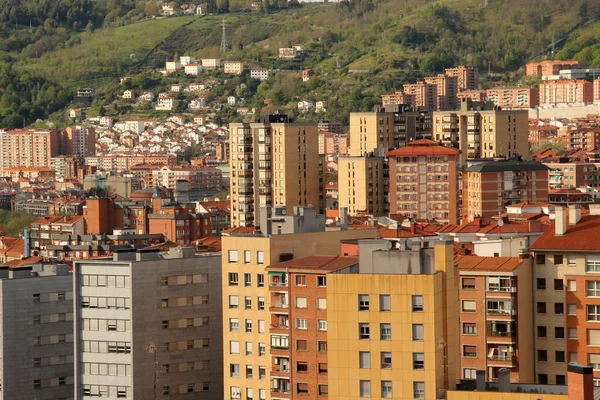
[2,0,600,127]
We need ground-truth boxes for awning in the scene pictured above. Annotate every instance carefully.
[268,271,284,275]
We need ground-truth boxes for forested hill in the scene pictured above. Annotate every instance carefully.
[1,0,600,128]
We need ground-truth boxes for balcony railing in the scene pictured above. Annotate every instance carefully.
[271,324,290,331]
[489,331,515,337]
[489,355,517,362]
[487,286,517,293]
[270,302,289,309]
[487,309,517,316]
[269,282,288,287]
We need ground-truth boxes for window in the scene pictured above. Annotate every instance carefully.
[257,274,264,287]
[228,250,238,263]
[245,319,252,333]
[538,350,548,361]
[229,295,239,309]
[296,361,308,372]
[33,293,40,303]
[318,385,328,396]
[358,294,370,311]
[244,250,251,264]
[295,297,307,309]
[359,351,371,368]
[412,324,424,341]
[569,328,577,339]
[33,380,41,389]
[463,323,477,335]
[230,363,240,377]
[556,375,566,385]
[381,381,393,398]
[413,353,424,370]
[380,295,391,311]
[245,297,252,310]
[381,352,392,369]
[380,323,391,340]
[228,273,239,286]
[259,366,266,379]
[295,275,306,286]
[318,341,327,352]
[464,369,477,379]
[229,318,239,332]
[536,278,546,290]
[555,327,565,338]
[554,255,563,265]
[536,254,545,264]
[588,281,600,297]
[463,345,477,357]
[568,280,577,291]
[568,254,576,265]
[359,380,371,398]
[569,352,578,363]
[258,297,265,311]
[539,374,548,384]
[296,318,307,330]
[317,276,326,287]
[318,320,327,331]
[257,251,264,264]
[246,365,253,378]
[246,342,252,356]
[537,302,546,314]
[462,300,476,312]
[556,351,565,362]
[413,382,425,399]
[244,273,251,287]
[318,363,327,374]
[537,326,547,338]
[555,303,564,315]
[412,295,423,312]
[297,383,308,395]
[588,329,600,346]
[230,341,240,354]
[590,354,600,369]
[296,340,308,351]
[359,323,370,339]
[259,343,266,356]
[554,279,564,290]
[462,277,476,289]
[317,298,327,310]
[588,305,600,321]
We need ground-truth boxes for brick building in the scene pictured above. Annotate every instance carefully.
[539,80,593,105]
[486,87,539,109]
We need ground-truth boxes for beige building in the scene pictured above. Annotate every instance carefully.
[221,207,378,400]
[0,129,60,176]
[327,239,460,400]
[224,61,245,75]
[338,156,385,217]
[229,118,323,228]
[432,99,530,162]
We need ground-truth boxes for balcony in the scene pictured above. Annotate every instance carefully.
[270,302,289,312]
[269,281,288,288]
[488,355,517,367]
[487,309,517,317]
[487,286,517,293]
[270,324,290,334]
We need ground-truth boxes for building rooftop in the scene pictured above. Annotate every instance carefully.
[530,215,600,252]
[266,255,359,272]
[455,255,524,272]
[387,139,460,157]
[464,160,549,173]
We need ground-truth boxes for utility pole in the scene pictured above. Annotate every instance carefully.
[220,18,228,53]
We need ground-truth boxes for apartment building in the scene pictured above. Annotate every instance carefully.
[381,91,415,108]
[318,133,350,156]
[539,80,594,105]
[62,126,96,157]
[446,65,479,91]
[73,247,223,400]
[0,262,74,400]
[229,117,322,228]
[457,90,486,102]
[457,255,534,383]
[224,61,245,75]
[486,87,539,109]
[326,239,460,400]
[526,60,583,78]
[30,215,86,257]
[403,82,437,111]
[424,73,458,110]
[337,156,386,217]
[432,99,530,162]
[152,166,222,192]
[564,128,600,151]
[0,129,60,176]
[462,159,549,221]
[51,156,84,179]
[388,139,460,224]
[85,155,178,173]
[529,205,600,385]
[148,202,211,244]
[221,206,378,400]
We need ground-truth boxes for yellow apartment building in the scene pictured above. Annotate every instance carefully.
[221,207,378,400]
[432,99,529,162]
[337,156,386,217]
[229,118,322,228]
[349,112,395,157]
[326,240,460,400]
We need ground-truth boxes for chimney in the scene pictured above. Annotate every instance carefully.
[568,205,582,226]
[555,206,567,236]
[410,221,416,235]
[339,207,348,231]
[567,364,593,400]
[473,216,483,228]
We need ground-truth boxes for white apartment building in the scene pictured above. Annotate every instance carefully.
[201,59,221,70]
[73,247,223,400]
[250,68,269,81]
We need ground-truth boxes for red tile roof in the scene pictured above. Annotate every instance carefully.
[388,139,460,157]
[530,215,600,251]
[455,255,524,272]
[266,255,358,272]
[3,256,44,268]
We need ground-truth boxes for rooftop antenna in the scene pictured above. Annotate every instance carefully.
[220,18,228,53]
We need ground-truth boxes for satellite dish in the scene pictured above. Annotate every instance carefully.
[498,220,504,227]
[385,241,393,250]
[281,209,286,215]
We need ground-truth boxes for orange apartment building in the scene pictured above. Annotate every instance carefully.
[462,159,549,221]
[84,154,178,172]
[265,255,359,398]
[152,165,223,191]
[381,91,415,108]
[486,87,539,109]
[0,129,60,176]
[318,133,350,155]
[457,255,534,383]
[446,65,479,91]
[148,199,210,244]
[424,73,458,110]
[528,125,558,147]
[457,90,486,102]
[387,139,461,224]
[84,197,152,235]
[62,126,96,157]
[526,60,583,78]
[403,82,438,111]
[539,80,594,105]
[594,77,600,102]
[564,128,600,151]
